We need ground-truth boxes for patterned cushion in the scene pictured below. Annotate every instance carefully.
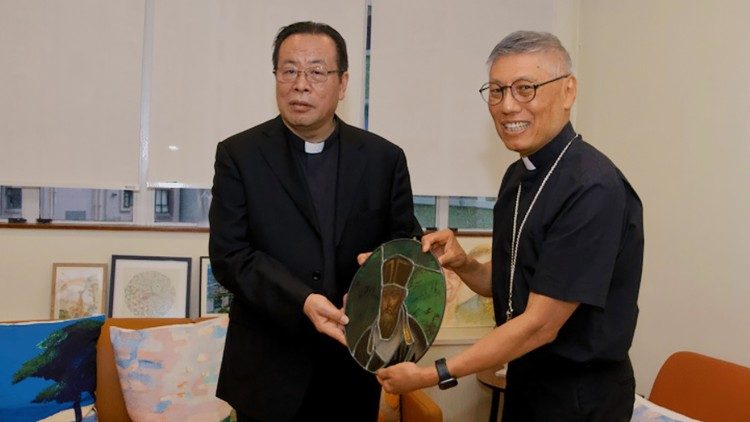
[0,315,105,421]
[109,316,232,421]
[632,394,699,421]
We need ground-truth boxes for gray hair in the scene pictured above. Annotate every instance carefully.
[487,30,573,75]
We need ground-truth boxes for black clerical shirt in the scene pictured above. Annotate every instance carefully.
[286,124,340,298]
[491,122,644,363]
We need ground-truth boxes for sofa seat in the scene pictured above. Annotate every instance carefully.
[97,318,442,421]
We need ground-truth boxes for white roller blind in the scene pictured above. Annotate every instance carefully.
[147,0,367,188]
[0,0,145,190]
[368,0,576,197]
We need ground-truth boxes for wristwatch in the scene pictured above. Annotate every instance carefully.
[435,358,458,390]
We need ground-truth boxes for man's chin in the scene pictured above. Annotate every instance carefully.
[499,139,524,154]
[281,114,313,130]
[500,135,538,155]
[284,113,308,123]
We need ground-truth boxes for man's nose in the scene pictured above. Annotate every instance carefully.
[292,71,311,91]
[499,88,521,113]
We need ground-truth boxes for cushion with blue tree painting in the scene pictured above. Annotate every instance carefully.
[0,315,105,422]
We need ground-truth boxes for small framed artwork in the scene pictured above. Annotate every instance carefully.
[109,255,191,318]
[442,240,495,329]
[199,256,233,316]
[51,263,108,319]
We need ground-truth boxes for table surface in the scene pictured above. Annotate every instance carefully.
[476,366,507,390]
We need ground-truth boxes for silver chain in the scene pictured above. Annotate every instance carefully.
[506,133,579,322]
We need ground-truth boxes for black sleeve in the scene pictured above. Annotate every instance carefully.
[388,149,423,240]
[530,180,626,308]
[208,141,313,334]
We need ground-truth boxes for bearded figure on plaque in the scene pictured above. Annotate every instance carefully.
[353,255,428,372]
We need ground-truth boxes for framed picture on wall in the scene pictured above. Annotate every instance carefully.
[109,255,191,318]
[442,237,495,329]
[51,263,108,319]
[199,256,233,317]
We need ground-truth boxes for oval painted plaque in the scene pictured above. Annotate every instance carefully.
[345,238,446,372]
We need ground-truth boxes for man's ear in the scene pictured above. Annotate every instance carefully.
[338,71,349,101]
[563,75,577,110]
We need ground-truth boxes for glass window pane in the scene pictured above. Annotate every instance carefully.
[448,196,495,230]
[414,195,436,229]
[1,186,22,219]
[39,188,134,222]
[154,189,171,217]
[121,190,133,210]
[154,188,211,225]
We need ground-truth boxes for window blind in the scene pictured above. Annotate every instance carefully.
[368,0,577,196]
[146,0,367,188]
[0,0,145,190]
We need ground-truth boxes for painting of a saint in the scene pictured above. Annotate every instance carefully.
[345,239,445,372]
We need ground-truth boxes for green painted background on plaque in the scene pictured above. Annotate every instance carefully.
[345,239,446,362]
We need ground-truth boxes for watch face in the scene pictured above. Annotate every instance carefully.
[346,239,446,373]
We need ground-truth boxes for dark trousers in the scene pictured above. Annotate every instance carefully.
[238,335,381,422]
[502,355,635,422]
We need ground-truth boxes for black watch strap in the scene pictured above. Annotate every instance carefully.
[435,358,458,390]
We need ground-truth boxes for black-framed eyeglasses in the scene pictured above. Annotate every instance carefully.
[274,66,342,84]
[479,74,570,105]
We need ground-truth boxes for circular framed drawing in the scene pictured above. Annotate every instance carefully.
[345,238,446,372]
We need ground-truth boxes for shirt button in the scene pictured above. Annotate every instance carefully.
[312,271,321,281]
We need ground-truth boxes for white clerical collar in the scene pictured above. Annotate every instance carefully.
[521,156,537,170]
[305,141,325,154]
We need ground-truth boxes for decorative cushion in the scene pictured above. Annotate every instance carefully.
[109,316,232,421]
[0,315,105,422]
[632,394,699,421]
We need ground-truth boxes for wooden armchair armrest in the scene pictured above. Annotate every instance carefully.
[401,389,442,422]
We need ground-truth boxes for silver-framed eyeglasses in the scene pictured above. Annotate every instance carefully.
[479,74,570,105]
[274,66,342,84]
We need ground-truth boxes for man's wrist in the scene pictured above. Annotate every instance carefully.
[467,256,486,272]
[435,358,458,390]
[425,364,440,386]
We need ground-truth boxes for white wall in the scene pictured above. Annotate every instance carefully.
[576,0,750,395]
[0,228,209,321]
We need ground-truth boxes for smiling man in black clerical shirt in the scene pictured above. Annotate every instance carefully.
[375,30,644,421]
